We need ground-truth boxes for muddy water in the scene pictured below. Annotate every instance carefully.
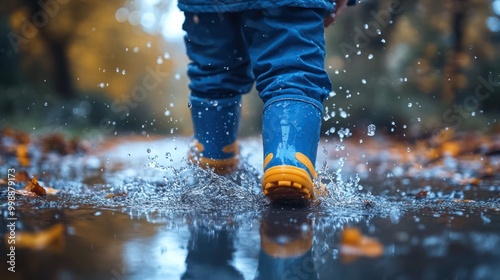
[1,137,500,280]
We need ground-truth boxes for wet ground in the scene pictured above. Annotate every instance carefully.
[1,133,500,280]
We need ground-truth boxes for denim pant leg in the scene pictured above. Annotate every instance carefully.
[241,7,332,104]
[182,12,254,99]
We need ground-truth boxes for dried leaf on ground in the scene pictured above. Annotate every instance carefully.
[6,224,65,252]
[16,144,30,167]
[16,178,46,197]
[415,190,428,199]
[106,192,126,199]
[340,227,384,263]
[16,178,60,197]
[454,199,475,203]
[41,134,86,155]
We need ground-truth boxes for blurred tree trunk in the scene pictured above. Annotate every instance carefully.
[23,0,76,99]
[40,32,74,100]
[443,0,468,104]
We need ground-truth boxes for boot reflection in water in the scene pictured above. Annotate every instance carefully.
[255,207,317,280]
[181,224,243,280]
[179,0,356,204]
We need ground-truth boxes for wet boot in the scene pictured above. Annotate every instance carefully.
[188,94,241,175]
[262,96,323,204]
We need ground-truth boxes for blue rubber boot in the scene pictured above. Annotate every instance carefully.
[262,96,323,204]
[188,94,241,174]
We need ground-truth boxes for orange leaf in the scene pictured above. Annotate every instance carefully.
[415,190,428,199]
[340,227,384,263]
[16,144,30,167]
[106,192,126,199]
[16,178,46,197]
[7,224,65,252]
[441,141,461,157]
[453,199,475,203]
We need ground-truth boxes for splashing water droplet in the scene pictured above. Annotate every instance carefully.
[367,124,376,136]
[368,54,374,59]
[361,79,367,84]
[408,102,412,108]
[147,148,151,153]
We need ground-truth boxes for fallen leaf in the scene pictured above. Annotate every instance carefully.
[441,141,462,157]
[41,134,85,155]
[16,178,46,197]
[415,190,428,199]
[459,177,480,186]
[453,199,475,203]
[106,192,126,199]
[16,144,30,167]
[340,227,384,263]
[7,224,65,252]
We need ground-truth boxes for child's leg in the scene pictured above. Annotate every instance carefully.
[182,12,253,174]
[242,7,331,203]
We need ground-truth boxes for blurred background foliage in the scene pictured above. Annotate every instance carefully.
[0,0,499,141]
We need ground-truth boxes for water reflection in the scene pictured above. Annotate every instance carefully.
[256,207,317,280]
[180,207,319,280]
[181,215,243,279]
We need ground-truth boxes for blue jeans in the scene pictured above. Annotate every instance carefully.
[182,7,332,104]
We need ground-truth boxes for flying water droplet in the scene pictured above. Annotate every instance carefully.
[367,124,376,136]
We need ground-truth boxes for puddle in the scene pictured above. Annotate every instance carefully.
[1,137,500,279]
